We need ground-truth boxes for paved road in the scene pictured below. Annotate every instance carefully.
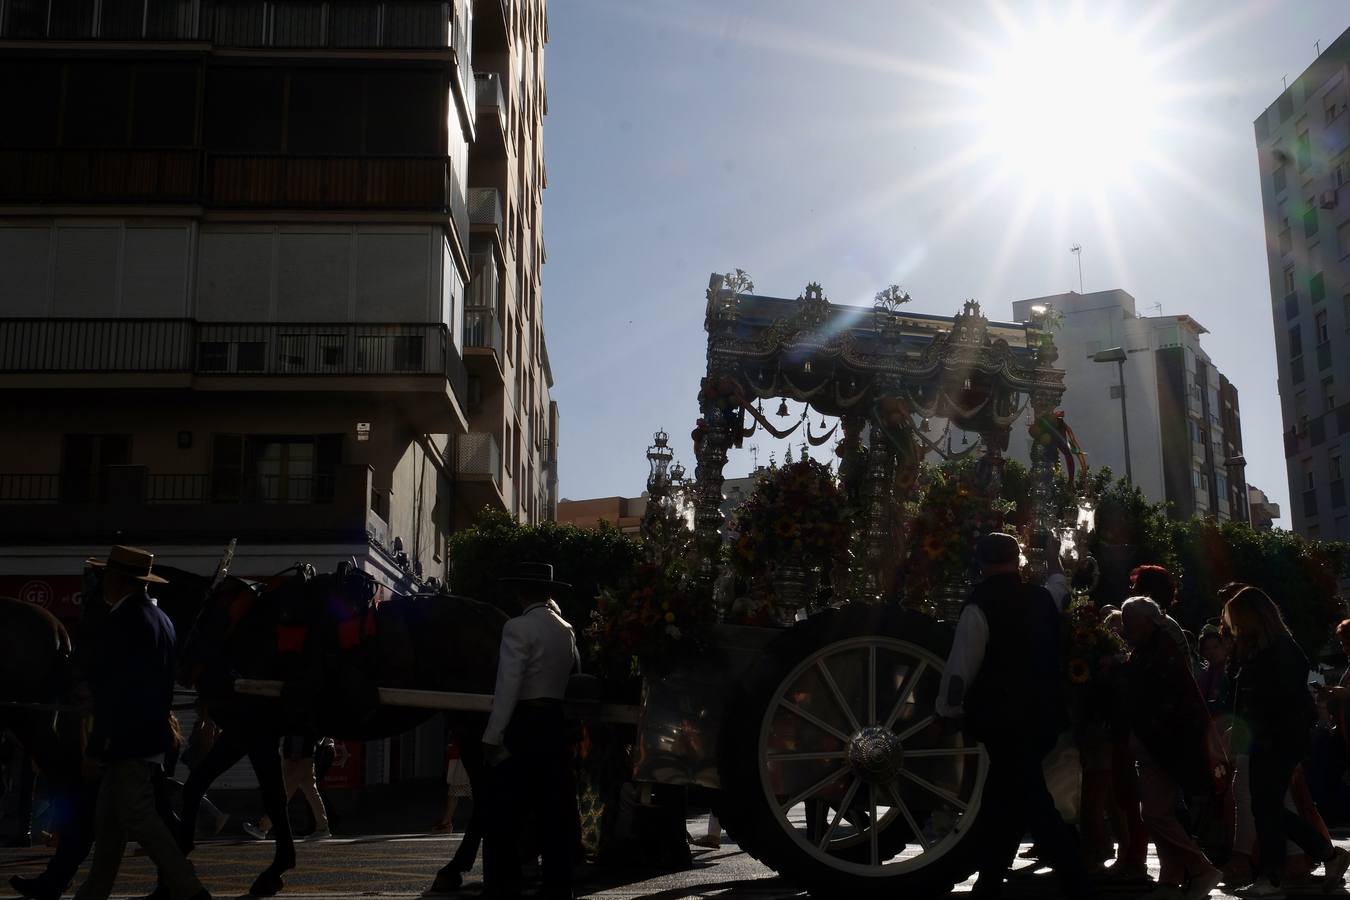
[3,820,1349,899]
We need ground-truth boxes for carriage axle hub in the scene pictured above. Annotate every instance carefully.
[847,726,904,784]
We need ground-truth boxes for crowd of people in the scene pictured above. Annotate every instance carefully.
[940,532,1350,900]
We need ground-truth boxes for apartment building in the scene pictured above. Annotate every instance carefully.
[0,0,555,788]
[0,0,554,594]
[1253,26,1350,541]
[1004,290,1248,521]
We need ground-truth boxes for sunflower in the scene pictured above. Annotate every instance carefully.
[1068,659,1091,684]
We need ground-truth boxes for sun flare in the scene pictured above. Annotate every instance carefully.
[975,18,1164,192]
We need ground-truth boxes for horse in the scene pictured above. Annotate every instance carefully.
[152,563,507,896]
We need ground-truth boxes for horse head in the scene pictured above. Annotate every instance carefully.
[177,573,263,692]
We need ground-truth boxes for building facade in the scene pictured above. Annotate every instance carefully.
[0,0,554,586]
[1248,485,1282,531]
[1005,290,1247,521]
[1253,27,1350,541]
[0,0,553,787]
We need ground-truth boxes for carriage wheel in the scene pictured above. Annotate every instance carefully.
[717,605,990,898]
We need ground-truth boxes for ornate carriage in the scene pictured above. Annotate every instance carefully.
[631,274,1069,898]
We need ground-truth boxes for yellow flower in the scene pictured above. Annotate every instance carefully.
[1068,659,1091,684]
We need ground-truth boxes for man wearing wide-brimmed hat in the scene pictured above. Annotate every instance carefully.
[481,562,580,900]
[72,547,209,900]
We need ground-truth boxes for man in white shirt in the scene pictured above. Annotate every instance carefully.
[482,563,580,900]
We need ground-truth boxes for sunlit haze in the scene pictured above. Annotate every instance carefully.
[543,0,1350,526]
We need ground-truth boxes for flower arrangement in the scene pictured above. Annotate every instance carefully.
[903,462,1014,607]
[731,457,851,570]
[728,455,852,619]
[589,560,712,677]
[1063,592,1124,686]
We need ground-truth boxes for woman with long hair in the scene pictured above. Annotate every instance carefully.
[1224,587,1350,898]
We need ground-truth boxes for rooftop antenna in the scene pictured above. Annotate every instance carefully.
[750,444,759,470]
[1315,40,1321,57]
[1149,302,1163,317]
[1070,244,1084,293]
[1282,74,1288,90]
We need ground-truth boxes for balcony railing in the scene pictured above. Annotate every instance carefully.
[468,186,502,231]
[0,471,336,504]
[0,148,200,204]
[206,154,448,209]
[0,149,458,210]
[464,307,503,356]
[1,0,461,47]
[0,318,466,405]
[455,432,501,484]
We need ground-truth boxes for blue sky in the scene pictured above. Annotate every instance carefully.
[541,0,1350,525]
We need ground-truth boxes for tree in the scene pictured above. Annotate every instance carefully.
[446,507,643,668]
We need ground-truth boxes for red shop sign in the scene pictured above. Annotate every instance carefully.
[0,575,86,621]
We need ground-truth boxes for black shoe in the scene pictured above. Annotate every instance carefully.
[10,876,60,900]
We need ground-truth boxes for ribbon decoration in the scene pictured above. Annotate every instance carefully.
[740,398,806,440]
[805,417,839,447]
[1031,409,1089,481]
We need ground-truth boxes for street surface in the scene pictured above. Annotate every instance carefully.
[3,817,1349,899]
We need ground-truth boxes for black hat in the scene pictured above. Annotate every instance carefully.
[974,532,1021,567]
[497,562,571,596]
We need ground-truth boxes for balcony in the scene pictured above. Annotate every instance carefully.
[463,307,504,383]
[468,186,503,238]
[454,431,505,513]
[1,0,463,49]
[0,149,458,211]
[0,318,468,431]
[1304,488,1319,519]
[206,155,449,210]
[0,463,377,543]
[0,148,200,205]
[473,72,506,157]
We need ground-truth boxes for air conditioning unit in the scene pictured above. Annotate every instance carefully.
[1321,189,1339,209]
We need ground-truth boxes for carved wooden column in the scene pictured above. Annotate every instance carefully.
[692,388,735,613]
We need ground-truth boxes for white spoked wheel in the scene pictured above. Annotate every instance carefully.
[718,606,990,898]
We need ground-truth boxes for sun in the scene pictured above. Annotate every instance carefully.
[974,16,1164,193]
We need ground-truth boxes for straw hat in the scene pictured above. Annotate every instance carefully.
[84,545,168,584]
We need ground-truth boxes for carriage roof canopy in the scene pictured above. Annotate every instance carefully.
[690,274,1067,606]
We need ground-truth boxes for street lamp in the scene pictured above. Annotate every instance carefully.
[1093,346,1133,486]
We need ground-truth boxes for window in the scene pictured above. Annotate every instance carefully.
[1305,201,1319,239]
[1280,219,1293,254]
[63,63,132,147]
[61,434,131,502]
[1324,376,1336,411]
[1333,455,1343,481]
[211,434,340,502]
[1109,384,1122,399]
[1297,131,1312,171]
[206,68,284,152]
[1305,464,1315,491]
[1,62,62,146]
[288,73,364,153]
[1312,272,1326,304]
[131,63,198,146]
[1317,310,1329,344]
[1339,221,1350,258]
[1327,93,1343,125]
[1283,266,1296,295]
[1273,164,1287,192]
